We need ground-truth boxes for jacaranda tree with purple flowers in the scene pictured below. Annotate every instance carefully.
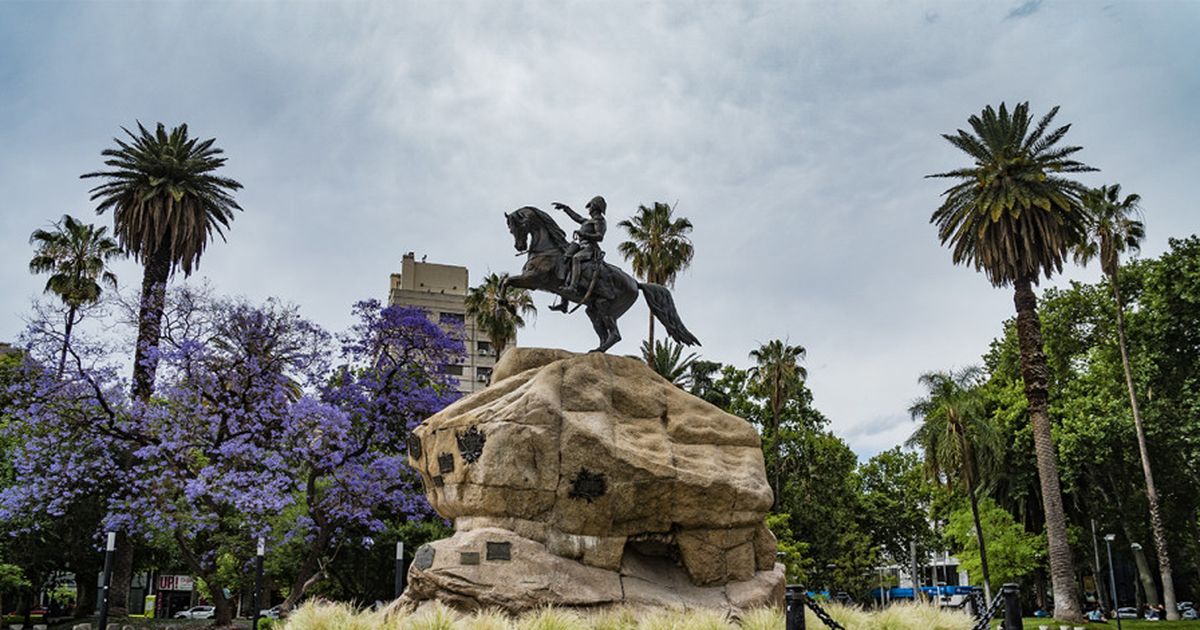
[0,294,461,625]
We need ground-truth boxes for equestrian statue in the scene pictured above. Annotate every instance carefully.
[499,196,700,353]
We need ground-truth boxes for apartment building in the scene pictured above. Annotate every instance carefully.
[387,252,502,395]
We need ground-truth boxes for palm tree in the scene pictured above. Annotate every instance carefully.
[82,122,243,400]
[748,339,806,506]
[465,272,536,358]
[641,338,698,387]
[81,122,242,621]
[617,202,695,351]
[1075,185,1178,619]
[28,215,122,376]
[908,367,1000,602]
[928,102,1094,621]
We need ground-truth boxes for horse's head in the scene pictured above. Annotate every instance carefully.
[505,208,529,253]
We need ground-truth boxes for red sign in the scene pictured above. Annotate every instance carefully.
[157,575,195,591]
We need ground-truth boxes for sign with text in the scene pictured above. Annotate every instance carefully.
[157,575,195,591]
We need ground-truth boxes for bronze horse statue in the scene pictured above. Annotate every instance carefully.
[500,205,700,353]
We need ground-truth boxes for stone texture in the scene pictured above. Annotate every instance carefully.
[401,348,783,615]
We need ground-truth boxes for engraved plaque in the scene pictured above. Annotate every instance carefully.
[460,551,480,565]
[437,452,455,474]
[406,434,422,460]
[486,541,511,561]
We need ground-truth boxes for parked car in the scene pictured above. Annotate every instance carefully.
[259,605,284,619]
[174,605,216,619]
[1115,607,1139,619]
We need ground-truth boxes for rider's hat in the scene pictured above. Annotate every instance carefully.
[586,196,607,214]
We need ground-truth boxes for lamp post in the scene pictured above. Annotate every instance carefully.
[97,532,116,630]
[252,537,265,630]
[1105,534,1122,630]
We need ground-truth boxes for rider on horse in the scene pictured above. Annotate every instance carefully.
[549,195,606,313]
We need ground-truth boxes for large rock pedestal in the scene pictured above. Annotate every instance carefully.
[399,348,784,615]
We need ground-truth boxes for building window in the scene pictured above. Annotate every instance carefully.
[442,364,464,376]
[476,367,492,383]
[478,340,493,356]
[439,312,465,325]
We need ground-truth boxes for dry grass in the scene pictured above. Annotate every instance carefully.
[282,600,974,630]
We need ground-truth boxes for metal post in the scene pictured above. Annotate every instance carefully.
[784,585,806,630]
[394,541,405,598]
[1106,534,1122,630]
[1001,583,1022,630]
[252,537,264,630]
[97,532,116,630]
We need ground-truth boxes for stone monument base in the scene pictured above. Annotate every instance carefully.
[397,527,785,615]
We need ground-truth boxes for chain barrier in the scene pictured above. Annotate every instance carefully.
[802,593,846,630]
[970,591,1007,630]
[966,590,986,620]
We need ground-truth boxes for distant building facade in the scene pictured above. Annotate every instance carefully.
[387,252,502,395]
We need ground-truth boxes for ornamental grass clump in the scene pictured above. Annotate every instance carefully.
[283,601,972,630]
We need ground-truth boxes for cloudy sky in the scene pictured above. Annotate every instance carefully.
[2,1,1197,457]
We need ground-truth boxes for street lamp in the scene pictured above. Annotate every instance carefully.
[1105,534,1122,630]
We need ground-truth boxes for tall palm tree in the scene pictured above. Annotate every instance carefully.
[928,102,1094,621]
[465,272,536,358]
[908,367,1000,602]
[28,214,122,376]
[1075,185,1178,619]
[617,202,695,352]
[748,339,806,506]
[641,338,698,387]
[81,122,242,620]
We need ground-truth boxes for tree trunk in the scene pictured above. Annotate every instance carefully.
[1110,274,1179,619]
[210,582,234,627]
[57,305,77,378]
[131,247,171,401]
[1130,540,1160,607]
[74,568,98,618]
[110,247,172,616]
[282,528,331,612]
[108,531,133,617]
[1012,276,1082,621]
[967,481,993,603]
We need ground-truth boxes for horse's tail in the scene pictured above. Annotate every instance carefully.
[639,283,701,346]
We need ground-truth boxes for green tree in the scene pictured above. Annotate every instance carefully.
[748,340,807,505]
[616,202,695,351]
[465,272,536,359]
[908,367,1000,601]
[640,339,697,387]
[928,102,1094,621]
[857,448,935,572]
[27,214,122,377]
[80,122,243,616]
[945,497,1042,594]
[1074,185,1178,618]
